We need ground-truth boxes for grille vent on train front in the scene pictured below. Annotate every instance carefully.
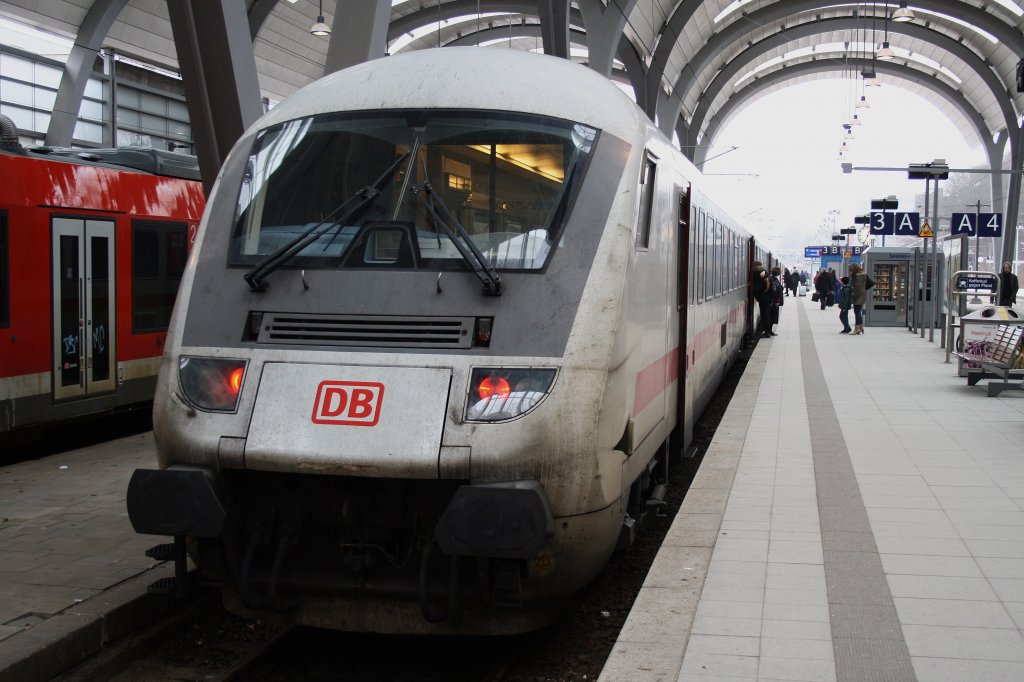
[256,313,475,349]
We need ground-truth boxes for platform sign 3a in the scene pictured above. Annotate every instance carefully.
[950,212,1002,237]
[870,211,921,236]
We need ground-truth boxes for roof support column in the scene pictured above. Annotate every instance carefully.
[325,0,391,75]
[45,0,127,147]
[987,132,1007,231]
[576,0,638,76]
[1003,123,1023,265]
[537,0,570,58]
[166,0,264,194]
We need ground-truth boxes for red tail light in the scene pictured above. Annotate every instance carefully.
[478,376,511,400]
[228,367,245,395]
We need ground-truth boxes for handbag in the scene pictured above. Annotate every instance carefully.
[811,292,819,302]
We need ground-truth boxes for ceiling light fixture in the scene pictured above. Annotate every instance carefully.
[856,95,871,108]
[892,1,915,22]
[310,0,330,36]
[877,41,896,60]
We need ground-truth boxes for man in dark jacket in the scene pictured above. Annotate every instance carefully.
[999,262,1019,307]
[814,268,831,310]
[752,261,772,338]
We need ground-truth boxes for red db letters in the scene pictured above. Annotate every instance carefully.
[312,381,384,426]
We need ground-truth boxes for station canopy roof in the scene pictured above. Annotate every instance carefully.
[2,0,1022,155]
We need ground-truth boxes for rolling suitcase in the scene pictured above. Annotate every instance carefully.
[798,284,807,297]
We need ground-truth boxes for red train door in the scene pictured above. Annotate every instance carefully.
[51,217,116,400]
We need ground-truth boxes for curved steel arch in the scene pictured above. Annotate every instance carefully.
[694,58,1007,227]
[686,16,1018,153]
[443,22,645,94]
[45,0,128,146]
[388,1,541,43]
[657,0,1024,137]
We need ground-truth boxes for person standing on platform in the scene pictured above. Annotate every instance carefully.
[837,276,853,333]
[787,269,799,297]
[752,261,772,338]
[770,266,784,334]
[849,262,867,335]
[814,268,830,310]
[783,267,792,296]
[998,262,1019,307]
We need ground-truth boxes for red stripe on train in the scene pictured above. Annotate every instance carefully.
[631,300,747,417]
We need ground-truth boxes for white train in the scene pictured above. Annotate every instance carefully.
[127,48,769,634]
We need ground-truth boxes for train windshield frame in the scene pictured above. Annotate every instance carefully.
[228,109,597,273]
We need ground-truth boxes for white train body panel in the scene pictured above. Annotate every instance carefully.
[129,48,762,634]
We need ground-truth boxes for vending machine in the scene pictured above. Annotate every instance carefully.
[863,247,914,327]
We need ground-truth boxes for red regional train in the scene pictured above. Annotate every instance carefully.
[0,121,205,435]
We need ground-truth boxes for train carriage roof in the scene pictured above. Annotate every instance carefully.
[252,48,647,146]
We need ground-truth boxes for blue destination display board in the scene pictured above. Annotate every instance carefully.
[818,245,863,256]
[805,246,822,258]
[955,273,998,291]
[870,212,920,236]
[950,213,1002,237]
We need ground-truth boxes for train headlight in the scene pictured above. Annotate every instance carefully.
[466,368,556,422]
[178,357,248,413]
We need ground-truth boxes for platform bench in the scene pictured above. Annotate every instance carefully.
[960,324,1024,397]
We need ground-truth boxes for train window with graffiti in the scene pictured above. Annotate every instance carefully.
[229,110,597,272]
[635,155,656,248]
[132,220,189,333]
[0,211,7,328]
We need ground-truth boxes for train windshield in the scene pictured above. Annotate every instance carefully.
[229,111,596,272]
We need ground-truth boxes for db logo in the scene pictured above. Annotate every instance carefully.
[311,381,384,426]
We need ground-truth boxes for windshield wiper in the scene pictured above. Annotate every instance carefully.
[243,152,409,292]
[411,179,502,296]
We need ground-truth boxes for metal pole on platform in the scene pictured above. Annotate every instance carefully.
[921,178,930,338]
[930,179,940,343]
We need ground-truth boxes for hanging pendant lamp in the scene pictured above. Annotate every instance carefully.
[310,0,330,35]
[892,1,915,22]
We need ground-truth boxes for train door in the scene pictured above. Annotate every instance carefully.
[51,217,116,400]
[676,186,690,443]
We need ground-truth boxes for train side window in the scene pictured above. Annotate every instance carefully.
[635,155,656,248]
[132,220,188,333]
[715,220,724,296]
[702,213,712,300]
[677,189,689,310]
[692,201,700,303]
[0,211,7,328]
[697,209,706,301]
[724,229,732,291]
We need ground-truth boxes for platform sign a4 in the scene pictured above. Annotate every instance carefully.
[950,212,1002,237]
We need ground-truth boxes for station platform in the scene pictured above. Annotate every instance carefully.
[0,433,177,682]
[600,296,1024,682]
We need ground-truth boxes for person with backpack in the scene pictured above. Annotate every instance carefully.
[849,262,870,335]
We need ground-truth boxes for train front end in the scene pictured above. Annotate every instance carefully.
[127,50,643,634]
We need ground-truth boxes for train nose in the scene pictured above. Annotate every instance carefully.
[243,362,453,477]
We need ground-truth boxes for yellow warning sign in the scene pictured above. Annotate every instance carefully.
[919,221,934,238]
